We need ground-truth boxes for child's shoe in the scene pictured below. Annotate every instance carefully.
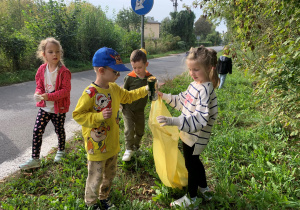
[199,186,212,200]
[100,198,115,209]
[170,194,198,209]
[54,150,65,162]
[122,150,134,161]
[19,158,41,170]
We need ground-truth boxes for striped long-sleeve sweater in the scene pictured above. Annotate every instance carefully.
[162,81,218,155]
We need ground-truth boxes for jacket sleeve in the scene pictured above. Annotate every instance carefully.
[72,92,105,128]
[216,59,221,74]
[123,75,130,90]
[35,67,45,94]
[48,68,71,101]
[162,91,186,111]
[228,58,232,74]
[119,86,148,104]
[175,84,213,133]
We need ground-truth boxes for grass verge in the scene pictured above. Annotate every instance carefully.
[0,63,299,209]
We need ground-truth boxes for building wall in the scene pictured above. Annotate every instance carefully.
[144,23,160,39]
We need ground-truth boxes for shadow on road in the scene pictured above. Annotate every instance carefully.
[0,132,21,164]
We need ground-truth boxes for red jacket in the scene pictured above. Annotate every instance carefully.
[35,63,71,114]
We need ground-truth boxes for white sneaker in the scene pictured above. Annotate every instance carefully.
[122,150,134,161]
[19,158,41,170]
[54,150,65,162]
[199,186,212,200]
[170,194,198,209]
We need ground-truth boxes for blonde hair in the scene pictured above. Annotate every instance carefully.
[223,46,230,55]
[36,37,64,67]
[186,46,219,88]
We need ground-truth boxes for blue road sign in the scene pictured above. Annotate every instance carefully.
[131,0,154,15]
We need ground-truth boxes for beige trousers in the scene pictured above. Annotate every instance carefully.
[85,155,118,206]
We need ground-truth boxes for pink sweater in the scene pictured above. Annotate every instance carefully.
[35,63,71,114]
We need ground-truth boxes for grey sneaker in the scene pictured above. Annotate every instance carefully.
[170,194,198,209]
[54,150,65,162]
[19,158,41,170]
[199,186,212,200]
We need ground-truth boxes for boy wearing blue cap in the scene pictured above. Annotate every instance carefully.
[73,47,148,210]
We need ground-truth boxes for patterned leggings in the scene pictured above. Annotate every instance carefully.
[32,108,66,159]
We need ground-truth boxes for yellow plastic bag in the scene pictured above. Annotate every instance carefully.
[148,97,188,189]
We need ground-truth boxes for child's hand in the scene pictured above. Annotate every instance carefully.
[33,93,44,102]
[41,93,48,101]
[102,108,112,119]
[158,91,163,97]
[157,116,180,127]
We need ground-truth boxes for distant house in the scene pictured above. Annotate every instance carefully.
[144,17,160,39]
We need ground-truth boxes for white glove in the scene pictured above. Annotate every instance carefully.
[156,115,180,127]
[34,93,44,102]
[145,85,149,91]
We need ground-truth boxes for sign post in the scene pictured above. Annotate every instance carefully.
[131,0,154,49]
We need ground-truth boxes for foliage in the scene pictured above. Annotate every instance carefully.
[206,31,222,46]
[145,34,181,54]
[160,17,172,37]
[161,10,196,47]
[194,15,213,39]
[191,0,300,137]
[116,7,141,32]
[0,0,135,72]
[1,66,299,209]
[195,41,213,47]
[74,2,119,61]
[115,25,140,58]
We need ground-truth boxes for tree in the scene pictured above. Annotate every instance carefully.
[194,15,213,39]
[164,10,196,47]
[116,7,141,32]
[160,17,172,36]
[206,31,222,45]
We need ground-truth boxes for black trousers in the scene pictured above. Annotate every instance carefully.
[183,142,207,198]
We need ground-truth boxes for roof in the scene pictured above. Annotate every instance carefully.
[145,17,160,24]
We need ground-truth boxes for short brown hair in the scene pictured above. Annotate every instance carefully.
[130,49,147,63]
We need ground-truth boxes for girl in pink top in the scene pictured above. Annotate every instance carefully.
[20,37,71,170]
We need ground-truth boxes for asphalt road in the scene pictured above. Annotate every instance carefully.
[0,46,223,180]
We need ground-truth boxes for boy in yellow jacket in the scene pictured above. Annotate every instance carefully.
[73,47,148,209]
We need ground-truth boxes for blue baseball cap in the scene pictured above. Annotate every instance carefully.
[92,47,130,72]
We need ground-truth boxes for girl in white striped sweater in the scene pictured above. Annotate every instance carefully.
[157,46,219,209]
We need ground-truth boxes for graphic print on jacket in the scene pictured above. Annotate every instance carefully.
[87,122,110,154]
[85,86,112,112]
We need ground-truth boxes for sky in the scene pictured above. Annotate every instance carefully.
[87,0,227,33]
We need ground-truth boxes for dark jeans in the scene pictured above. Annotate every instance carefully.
[183,142,207,198]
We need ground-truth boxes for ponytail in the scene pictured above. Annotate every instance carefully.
[209,67,220,89]
[207,48,219,89]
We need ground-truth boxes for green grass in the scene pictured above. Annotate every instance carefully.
[0,63,299,209]
[0,50,185,87]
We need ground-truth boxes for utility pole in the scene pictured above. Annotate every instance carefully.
[170,0,182,12]
[141,15,145,49]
